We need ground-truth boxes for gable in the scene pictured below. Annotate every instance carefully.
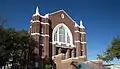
[49,10,75,29]
[49,10,76,25]
[49,10,76,43]
[50,10,75,22]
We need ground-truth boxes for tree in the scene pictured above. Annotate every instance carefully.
[0,19,9,69]
[97,36,120,62]
[43,58,52,69]
[0,24,37,69]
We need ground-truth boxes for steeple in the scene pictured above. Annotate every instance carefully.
[79,20,85,28]
[33,6,40,16]
[36,6,40,15]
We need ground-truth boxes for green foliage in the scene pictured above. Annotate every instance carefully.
[97,36,120,62]
[0,24,37,69]
[45,65,52,69]
[43,58,52,69]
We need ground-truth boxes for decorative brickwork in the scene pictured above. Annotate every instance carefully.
[29,6,91,69]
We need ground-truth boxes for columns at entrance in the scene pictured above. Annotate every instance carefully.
[57,47,76,59]
[66,49,70,58]
[71,49,75,58]
[52,44,56,56]
[58,48,61,54]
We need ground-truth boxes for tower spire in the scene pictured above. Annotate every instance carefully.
[33,6,40,16]
[79,20,85,28]
[35,6,40,15]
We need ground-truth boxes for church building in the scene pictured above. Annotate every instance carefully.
[29,6,102,69]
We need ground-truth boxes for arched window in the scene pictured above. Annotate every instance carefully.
[54,31,57,41]
[67,33,70,43]
[59,26,65,42]
[53,24,73,46]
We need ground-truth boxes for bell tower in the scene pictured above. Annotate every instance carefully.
[79,20,87,60]
[74,20,87,60]
[30,6,42,69]
[30,6,51,59]
[30,6,51,68]
[30,6,41,56]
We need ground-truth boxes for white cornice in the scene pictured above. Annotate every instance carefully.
[49,10,77,25]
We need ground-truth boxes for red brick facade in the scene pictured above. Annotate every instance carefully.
[30,7,87,60]
[29,6,102,69]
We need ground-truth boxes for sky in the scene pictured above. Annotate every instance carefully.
[0,0,120,64]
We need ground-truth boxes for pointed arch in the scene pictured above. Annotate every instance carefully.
[52,23,73,46]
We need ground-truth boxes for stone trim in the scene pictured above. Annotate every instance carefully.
[31,33,40,35]
[80,32,86,34]
[74,41,80,43]
[40,34,49,37]
[81,42,86,44]
[41,22,49,25]
[30,20,40,23]
[30,33,49,37]
[52,23,73,45]
[74,31,86,34]
[30,20,50,25]
[74,41,86,44]
[52,42,75,47]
